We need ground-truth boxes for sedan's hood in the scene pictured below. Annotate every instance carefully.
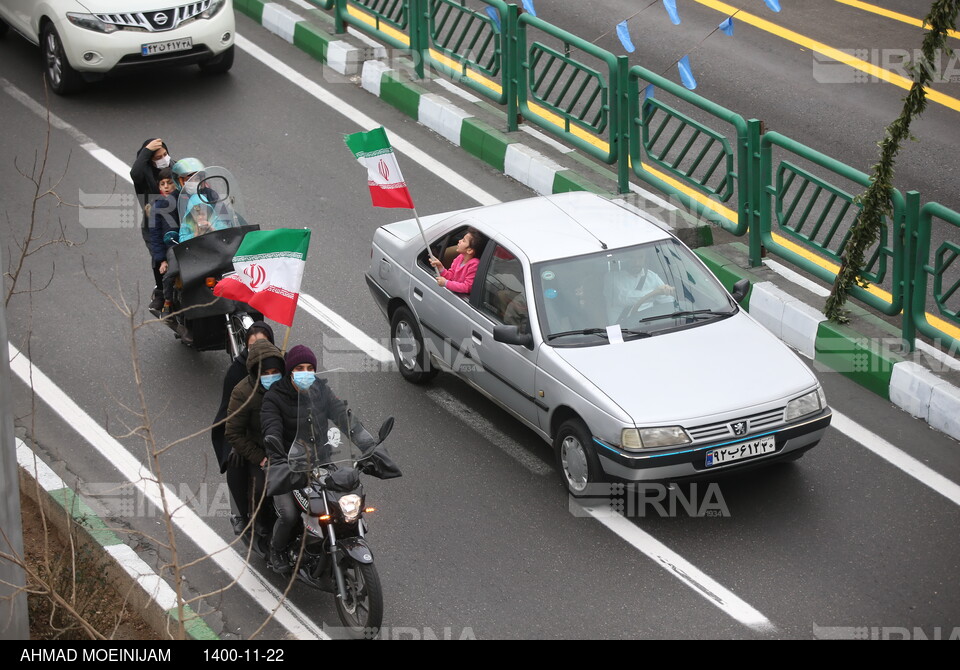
[549,312,818,426]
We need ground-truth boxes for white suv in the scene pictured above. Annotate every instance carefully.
[0,0,235,94]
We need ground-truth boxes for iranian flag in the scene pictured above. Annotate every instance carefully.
[345,127,415,209]
[213,228,311,327]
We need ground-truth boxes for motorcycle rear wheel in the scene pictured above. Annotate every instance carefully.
[335,560,383,639]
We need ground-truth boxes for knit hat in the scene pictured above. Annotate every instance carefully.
[285,344,317,371]
[261,356,285,374]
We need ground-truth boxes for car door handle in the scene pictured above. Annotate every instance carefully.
[414,288,423,300]
[472,331,482,344]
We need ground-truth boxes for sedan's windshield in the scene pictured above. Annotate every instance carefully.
[534,239,735,346]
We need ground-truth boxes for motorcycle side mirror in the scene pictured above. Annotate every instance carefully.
[378,417,395,444]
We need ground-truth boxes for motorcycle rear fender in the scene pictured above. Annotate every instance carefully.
[337,537,374,564]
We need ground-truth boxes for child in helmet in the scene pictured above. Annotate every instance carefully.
[178,193,229,242]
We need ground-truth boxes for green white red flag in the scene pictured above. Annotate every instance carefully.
[213,228,311,327]
[344,127,415,209]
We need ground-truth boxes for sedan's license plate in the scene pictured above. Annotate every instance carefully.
[142,38,193,56]
[705,435,776,467]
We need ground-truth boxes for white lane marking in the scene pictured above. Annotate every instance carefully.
[583,505,776,632]
[298,293,393,363]
[233,34,501,207]
[1,78,133,185]
[7,343,330,640]
[831,411,960,507]
[424,388,553,476]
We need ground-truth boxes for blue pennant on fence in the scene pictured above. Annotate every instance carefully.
[616,21,636,53]
[764,0,782,11]
[485,6,501,30]
[719,17,734,36]
[642,84,656,115]
[522,0,537,17]
[663,0,681,25]
[678,55,697,90]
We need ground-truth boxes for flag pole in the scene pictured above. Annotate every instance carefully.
[280,325,291,356]
[412,207,442,277]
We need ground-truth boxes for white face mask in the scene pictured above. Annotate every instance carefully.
[152,155,171,169]
[181,181,198,195]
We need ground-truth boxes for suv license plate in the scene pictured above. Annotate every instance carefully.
[705,435,776,467]
[142,38,193,56]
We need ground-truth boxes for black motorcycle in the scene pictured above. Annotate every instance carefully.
[273,400,401,639]
[154,167,262,357]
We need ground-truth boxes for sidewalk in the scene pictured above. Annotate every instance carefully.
[236,0,960,443]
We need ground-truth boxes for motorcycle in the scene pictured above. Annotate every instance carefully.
[153,167,262,357]
[269,392,401,639]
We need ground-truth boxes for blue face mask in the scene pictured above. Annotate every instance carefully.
[292,371,316,391]
[260,373,281,390]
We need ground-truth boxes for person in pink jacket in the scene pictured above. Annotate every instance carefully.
[429,227,487,294]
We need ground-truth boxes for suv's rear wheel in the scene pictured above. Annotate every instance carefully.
[42,23,83,95]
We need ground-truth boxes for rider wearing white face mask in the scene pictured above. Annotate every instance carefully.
[131,137,174,310]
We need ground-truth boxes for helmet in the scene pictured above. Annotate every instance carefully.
[172,157,205,177]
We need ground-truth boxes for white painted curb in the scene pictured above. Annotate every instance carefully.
[326,40,361,76]
[361,60,392,97]
[890,361,944,420]
[504,143,562,195]
[928,382,960,441]
[261,3,304,43]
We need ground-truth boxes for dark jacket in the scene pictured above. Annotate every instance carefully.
[149,194,181,263]
[212,349,250,473]
[131,138,170,245]
[225,340,284,467]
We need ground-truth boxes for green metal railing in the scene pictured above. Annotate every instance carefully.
[313,0,960,352]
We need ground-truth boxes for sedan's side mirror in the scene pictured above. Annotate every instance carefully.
[493,324,533,349]
[731,278,751,304]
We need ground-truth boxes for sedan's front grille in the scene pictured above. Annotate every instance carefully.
[96,1,211,32]
[686,407,786,443]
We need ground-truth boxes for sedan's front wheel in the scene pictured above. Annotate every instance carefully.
[555,418,603,497]
[390,306,437,384]
[42,23,83,95]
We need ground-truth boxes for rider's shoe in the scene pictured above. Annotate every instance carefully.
[175,323,194,345]
[269,546,293,576]
[251,532,270,559]
[230,514,248,537]
[148,295,164,311]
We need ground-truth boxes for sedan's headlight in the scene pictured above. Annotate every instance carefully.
[66,13,117,33]
[202,0,228,19]
[621,426,691,451]
[785,388,825,422]
[338,494,362,522]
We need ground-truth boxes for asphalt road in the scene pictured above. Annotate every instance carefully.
[2,8,959,640]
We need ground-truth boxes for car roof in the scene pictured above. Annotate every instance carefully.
[444,192,673,264]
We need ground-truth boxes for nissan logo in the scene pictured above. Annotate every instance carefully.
[153,12,169,25]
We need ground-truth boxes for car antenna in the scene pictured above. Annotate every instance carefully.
[544,196,607,249]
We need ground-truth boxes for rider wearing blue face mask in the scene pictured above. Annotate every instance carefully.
[260,344,375,575]
[224,338,285,555]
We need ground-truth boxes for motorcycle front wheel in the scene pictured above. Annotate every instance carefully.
[335,560,383,639]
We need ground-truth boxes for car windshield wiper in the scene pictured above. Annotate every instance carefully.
[546,328,609,341]
[619,329,653,340]
[635,309,731,324]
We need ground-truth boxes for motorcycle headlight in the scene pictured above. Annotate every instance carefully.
[785,388,824,422]
[66,13,117,33]
[338,494,362,522]
[621,426,691,451]
[202,0,227,19]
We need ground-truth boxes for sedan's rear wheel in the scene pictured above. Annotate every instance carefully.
[42,24,83,95]
[390,306,437,384]
[555,418,603,496]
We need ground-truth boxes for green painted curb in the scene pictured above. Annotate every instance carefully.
[169,604,220,641]
[460,118,511,172]
[294,21,330,62]
[553,169,608,195]
[379,71,425,119]
[47,488,123,547]
[815,320,904,399]
[234,0,264,24]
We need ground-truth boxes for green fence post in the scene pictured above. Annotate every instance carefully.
[505,3,519,132]
[616,55,630,194]
[747,118,763,267]
[409,0,426,79]
[333,0,345,34]
[902,190,920,352]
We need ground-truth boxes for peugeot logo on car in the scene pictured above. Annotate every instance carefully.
[731,421,748,436]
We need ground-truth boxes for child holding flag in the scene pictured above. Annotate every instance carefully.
[429,227,486,295]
